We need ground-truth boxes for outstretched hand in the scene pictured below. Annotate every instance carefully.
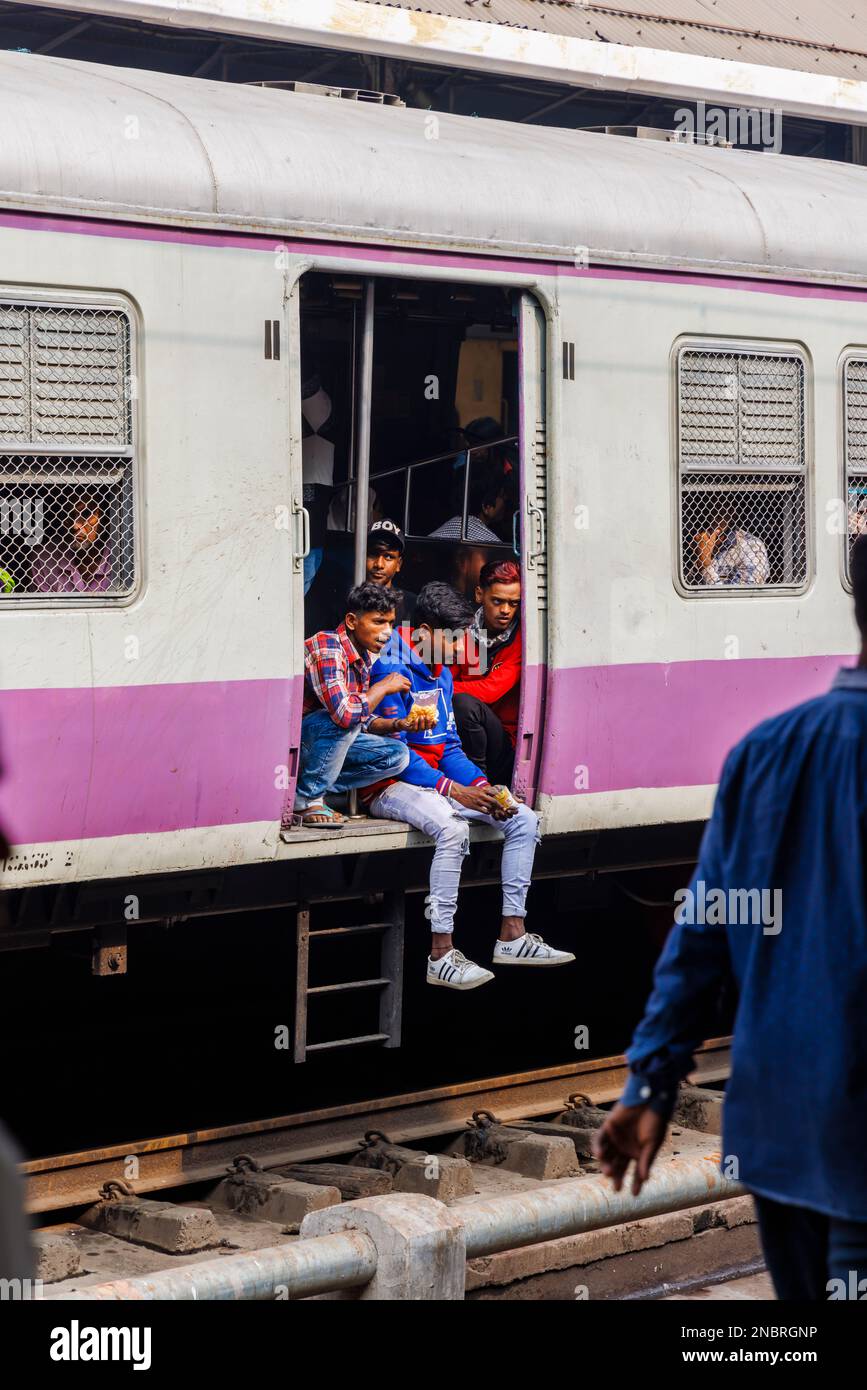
[592,1103,668,1196]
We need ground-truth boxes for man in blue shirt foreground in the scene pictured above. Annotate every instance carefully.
[595,536,867,1301]
[364,581,575,990]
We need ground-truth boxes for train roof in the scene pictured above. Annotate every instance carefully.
[3,49,867,284]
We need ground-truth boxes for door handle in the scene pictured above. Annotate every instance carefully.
[292,498,311,568]
[526,495,545,571]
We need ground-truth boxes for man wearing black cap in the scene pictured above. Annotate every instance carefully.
[366,519,417,627]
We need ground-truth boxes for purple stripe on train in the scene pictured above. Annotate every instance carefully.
[0,655,854,845]
[0,679,297,845]
[538,654,850,798]
[6,210,867,305]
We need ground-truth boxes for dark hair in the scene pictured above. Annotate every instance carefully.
[467,462,508,516]
[479,559,520,589]
[852,535,867,636]
[464,416,504,446]
[414,581,474,631]
[345,582,401,617]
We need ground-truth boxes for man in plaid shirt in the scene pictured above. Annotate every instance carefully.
[293,582,414,828]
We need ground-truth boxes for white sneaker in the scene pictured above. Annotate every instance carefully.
[427,949,494,990]
[493,932,576,967]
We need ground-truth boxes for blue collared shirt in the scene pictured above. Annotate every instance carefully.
[621,667,867,1220]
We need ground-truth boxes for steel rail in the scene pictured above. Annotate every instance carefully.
[23,1039,730,1213]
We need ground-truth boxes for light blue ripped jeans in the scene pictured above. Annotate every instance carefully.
[369,781,541,934]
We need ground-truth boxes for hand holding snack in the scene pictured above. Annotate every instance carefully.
[408,690,439,729]
[490,784,520,819]
[398,709,434,732]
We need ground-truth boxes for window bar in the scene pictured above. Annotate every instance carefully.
[403,461,416,536]
[345,300,359,535]
[352,279,375,584]
[349,279,375,819]
[460,443,473,542]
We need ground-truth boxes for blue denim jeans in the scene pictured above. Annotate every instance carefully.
[294,709,409,809]
[754,1195,867,1300]
[369,781,541,933]
[302,547,324,596]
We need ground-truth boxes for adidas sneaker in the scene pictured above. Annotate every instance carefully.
[427,948,494,990]
[493,932,576,966]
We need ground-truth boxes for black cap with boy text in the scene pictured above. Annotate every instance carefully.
[367,519,405,554]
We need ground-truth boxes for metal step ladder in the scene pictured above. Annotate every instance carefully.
[293,892,405,1062]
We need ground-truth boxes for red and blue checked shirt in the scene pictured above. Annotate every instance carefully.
[303,624,372,730]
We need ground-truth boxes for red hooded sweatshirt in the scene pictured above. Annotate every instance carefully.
[452,620,521,746]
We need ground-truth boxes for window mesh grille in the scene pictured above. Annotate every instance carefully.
[0,304,135,600]
[844,357,867,578]
[677,347,807,591]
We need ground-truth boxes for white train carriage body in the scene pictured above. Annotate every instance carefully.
[0,50,864,890]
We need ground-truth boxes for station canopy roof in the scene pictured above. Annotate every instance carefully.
[363,0,867,80]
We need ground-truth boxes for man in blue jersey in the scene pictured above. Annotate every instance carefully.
[364,580,574,990]
[594,535,867,1300]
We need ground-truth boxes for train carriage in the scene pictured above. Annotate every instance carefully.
[0,48,863,929]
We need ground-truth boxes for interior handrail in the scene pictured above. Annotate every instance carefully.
[330,435,518,539]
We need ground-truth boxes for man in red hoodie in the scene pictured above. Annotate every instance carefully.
[452,559,521,786]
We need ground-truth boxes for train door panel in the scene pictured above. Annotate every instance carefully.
[513,293,549,807]
[280,271,308,826]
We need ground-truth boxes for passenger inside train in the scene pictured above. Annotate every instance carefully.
[365,519,417,624]
[427,451,517,544]
[849,484,867,538]
[692,502,769,586]
[452,559,522,787]
[363,579,574,989]
[1,491,112,595]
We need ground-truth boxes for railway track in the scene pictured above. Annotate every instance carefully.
[24,1039,731,1213]
[27,1039,763,1301]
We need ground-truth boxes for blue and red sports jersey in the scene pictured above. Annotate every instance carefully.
[368,628,487,797]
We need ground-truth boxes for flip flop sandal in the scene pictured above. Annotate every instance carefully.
[292,802,346,829]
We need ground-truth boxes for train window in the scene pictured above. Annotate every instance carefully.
[676,342,809,593]
[842,354,867,583]
[0,301,136,601]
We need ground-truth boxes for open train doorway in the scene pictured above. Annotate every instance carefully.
[295,270,548,812]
